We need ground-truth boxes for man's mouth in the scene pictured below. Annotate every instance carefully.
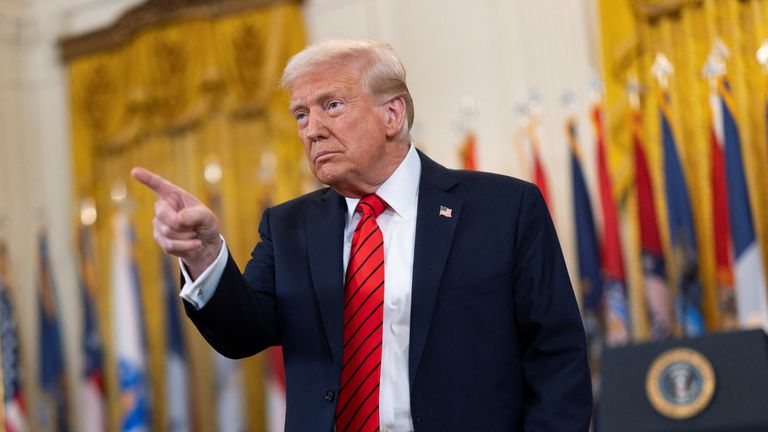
[314,151,339,163]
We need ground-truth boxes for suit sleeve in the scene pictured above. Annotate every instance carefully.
[184,207,281,359]
[512,183,593,431]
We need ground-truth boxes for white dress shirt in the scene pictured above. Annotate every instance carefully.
[180,145,421,431]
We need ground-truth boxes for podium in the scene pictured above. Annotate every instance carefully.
[599,329,768,432]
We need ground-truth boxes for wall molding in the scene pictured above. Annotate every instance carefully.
[58,0,301,62]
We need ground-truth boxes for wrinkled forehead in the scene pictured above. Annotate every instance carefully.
[288,61,369,104]
[287,54,370,92]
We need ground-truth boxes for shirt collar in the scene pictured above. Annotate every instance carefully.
[345,144,421,221]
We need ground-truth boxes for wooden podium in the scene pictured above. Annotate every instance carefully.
[599,329,768,432]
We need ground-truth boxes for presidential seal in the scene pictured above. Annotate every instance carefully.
[645,348,715,419]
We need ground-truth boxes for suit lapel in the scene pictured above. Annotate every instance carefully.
[409,152,462,389]
[305,188,347,372]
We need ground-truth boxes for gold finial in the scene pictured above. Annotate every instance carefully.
[702,38,729,85]
[756,39,768,71]
[651,52,674,90]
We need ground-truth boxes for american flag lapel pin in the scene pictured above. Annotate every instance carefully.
[439,205,453,218]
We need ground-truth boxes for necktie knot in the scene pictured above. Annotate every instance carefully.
[357,194,387,218]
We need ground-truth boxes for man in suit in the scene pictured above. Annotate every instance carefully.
[133,39,591,431]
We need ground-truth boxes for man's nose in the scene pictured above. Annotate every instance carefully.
[305,111,328,142]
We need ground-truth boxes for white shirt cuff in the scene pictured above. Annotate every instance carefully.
[179,235,229,310]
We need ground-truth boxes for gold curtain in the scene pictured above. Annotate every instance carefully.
[67,3,307,431]
[597,0,768,339]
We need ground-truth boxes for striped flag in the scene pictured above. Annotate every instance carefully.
[711,79,768,329]
[707,81,739,328]
[162,255,190,432]
[1,241,28,432]
[36,231,70,431]
[659,92,706,336]
[567,119,604,365]
[593,105,631,345]
[204,188,245,432]
[631,109,673,340]
[77,226,107,432]
[111,211,150,432]
[459,131,478,170]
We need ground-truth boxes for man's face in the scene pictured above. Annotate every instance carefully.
[289,61,404,197]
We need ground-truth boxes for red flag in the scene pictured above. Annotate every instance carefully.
[593,105,631,345]
[709,121,738,328]
[632,109,673,340]
[460,132,478,170]
[527,121,552,212]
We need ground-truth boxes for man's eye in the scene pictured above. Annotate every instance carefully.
[295,112,307,121]
[328,101,343,110]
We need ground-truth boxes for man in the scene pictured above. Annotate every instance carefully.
[132,39,591,431]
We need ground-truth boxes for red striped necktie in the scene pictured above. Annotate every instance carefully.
[336,194,387,432]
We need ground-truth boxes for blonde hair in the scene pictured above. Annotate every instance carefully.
[280,39,414,141]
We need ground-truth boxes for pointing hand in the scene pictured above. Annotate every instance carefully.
[131,167,223,279]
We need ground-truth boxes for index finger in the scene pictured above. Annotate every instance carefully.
[131,167,183,198]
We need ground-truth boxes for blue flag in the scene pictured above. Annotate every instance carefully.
[37,231,69,431]
[163,255,190,432]
[1,262,29,432]
[568,119,603,357]
[78,226,106,432]
[659,94,705,336]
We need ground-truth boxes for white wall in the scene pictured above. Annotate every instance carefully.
[0,0,600,428]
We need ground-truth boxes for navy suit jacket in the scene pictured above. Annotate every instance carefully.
[186,150,592,431]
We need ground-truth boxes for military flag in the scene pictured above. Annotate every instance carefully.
[710,78,768,329]
[631,107,673,340]
[459,131,478,170]
[162,255,190,432]
[36,231,70,431]
[659,91,706,336]
[567,118,603,363]
[1,240,28,432]
[592,105,631,345]
[111,211,150,431]
[77,226,107,432]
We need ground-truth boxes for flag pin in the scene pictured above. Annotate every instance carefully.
[439,205,452,218]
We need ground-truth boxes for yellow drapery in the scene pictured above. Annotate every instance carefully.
[66,3,307,431]
[597,0,768,339]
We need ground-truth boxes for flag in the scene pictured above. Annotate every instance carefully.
[659,92,705,336]
[111,211,150,432]
[213,354,244,432]
[265,348,286,432]
[593,105,631,345]
[77,226,107,432]
[459,131,478,170]
[162,255,190,432]
[1,243,28,432]
[712,79,768,329]
[567,119,603,365]
[707,82,739,328]
[631,109,673,340]
[526,119,552,211]
[36,231,70,431]
[205,188,245,432]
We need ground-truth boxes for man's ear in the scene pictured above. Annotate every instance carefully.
[383,96,406,139]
